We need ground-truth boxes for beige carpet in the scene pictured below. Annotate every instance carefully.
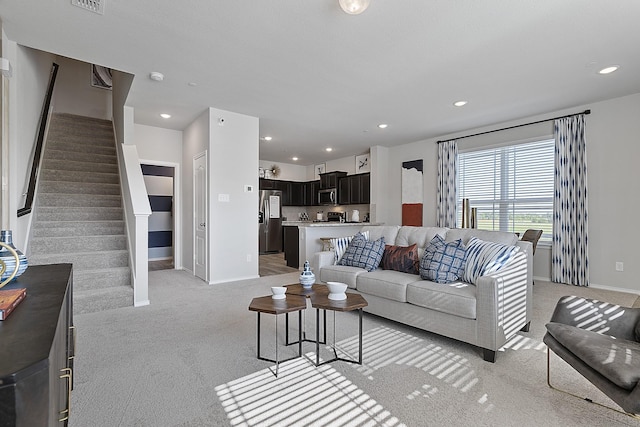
[69,271,639,426]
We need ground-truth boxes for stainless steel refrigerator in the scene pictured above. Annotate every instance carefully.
[258,190,282,253]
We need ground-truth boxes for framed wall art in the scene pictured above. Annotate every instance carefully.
[401,159,423,226]
[355,154,370,173]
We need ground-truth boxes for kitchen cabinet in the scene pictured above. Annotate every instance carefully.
[305,181,320,206]
[0,264,74,427]
[319,171,347,189]
[290,181,305,206]
[283,226,300,268]
[337,173,370,204]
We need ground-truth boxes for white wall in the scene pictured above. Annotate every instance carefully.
[53,55,111,120]
[259,160,307,181]
[135,124,182,163]
[380,93,640,294]
[8,43,56,250]
[208,107,259,283]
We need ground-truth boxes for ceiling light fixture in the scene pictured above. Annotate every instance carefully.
[292,157,299,161]
[454,101,467,107]
[339,0,370,15]
[326,147,333,152]
[160,113,171,119]
[598,65,619,75]
[377,123,388,129]
[263,136,273,141]
[149,71,164,82]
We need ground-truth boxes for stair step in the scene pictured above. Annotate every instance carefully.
[73,267,131,292]
[30,250,129,270]
[31,235,127,254]
[40,169,120,185]
[37,193,122,208]
[73,285,133,315]
[33,220,125,237]
[52,113,113,128]
[42,158,118,174]
[45,148,116,165]
[44,140,116,156]
[45,132,115,147]
[37,207,123,221]
[47,121,115,139]
[39,181,121,196]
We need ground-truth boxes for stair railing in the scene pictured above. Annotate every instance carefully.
[17,62,59,217]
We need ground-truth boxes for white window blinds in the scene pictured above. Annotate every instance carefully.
[458,139,554,241]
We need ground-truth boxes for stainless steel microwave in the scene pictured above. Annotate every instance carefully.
[318,188,337,205]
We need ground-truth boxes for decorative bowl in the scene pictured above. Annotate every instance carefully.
[326,281,348,300]
[271,286,287,300]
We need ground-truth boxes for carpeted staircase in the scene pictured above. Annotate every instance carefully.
[29,113,133,314]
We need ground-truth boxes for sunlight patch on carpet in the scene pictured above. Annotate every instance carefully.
[215,357,406,427]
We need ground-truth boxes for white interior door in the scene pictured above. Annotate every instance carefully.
[193,152,207,281]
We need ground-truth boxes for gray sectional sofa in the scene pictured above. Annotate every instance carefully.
[313,225,533,362]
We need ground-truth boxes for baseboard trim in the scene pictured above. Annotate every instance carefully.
[588,282,640,296]
[134,299,150,307]
[208,274,260,285]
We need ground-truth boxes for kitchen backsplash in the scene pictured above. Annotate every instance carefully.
[282,204,370,222]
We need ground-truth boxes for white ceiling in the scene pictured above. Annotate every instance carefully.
[2,1,639,165]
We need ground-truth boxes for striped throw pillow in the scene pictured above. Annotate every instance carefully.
[330,231,370,264]
[462,237,520,284]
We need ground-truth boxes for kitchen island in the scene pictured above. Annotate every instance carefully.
[282,221,381,269]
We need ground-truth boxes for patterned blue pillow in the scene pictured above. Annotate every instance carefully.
[419,235,466,283]
[462,237,520,284]
[339,236,385,272]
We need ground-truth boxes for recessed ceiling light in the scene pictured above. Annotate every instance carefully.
[149,71,164,81]
[263,136,273,141]
[598,65,619,75]
[188,82,197,87]
[326,147,333,152]
[377,124,388,129]
[160,113,171,119]
[454,101,467,107]
[292,157,299,161]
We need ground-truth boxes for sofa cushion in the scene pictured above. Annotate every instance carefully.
[330,231,369,264]
[462,237,520,284]
[446,229,517,246]
[320,264,366,289]
[419,235,466,283]
[356,270,421,303]
[381,244,419,274]
[407,280,477,319]
[339,236,385,272]
[395,226,448,249]
[546,322,640,390]
[361,225,400,246]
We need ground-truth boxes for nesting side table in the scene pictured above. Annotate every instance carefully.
[248,294,306,377]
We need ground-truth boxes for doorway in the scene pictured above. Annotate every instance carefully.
[141,163,179,271]
[193,152,208,281]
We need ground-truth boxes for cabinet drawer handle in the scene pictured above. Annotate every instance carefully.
[59,367,72,422]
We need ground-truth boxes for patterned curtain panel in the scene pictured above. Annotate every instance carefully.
[552,115,589,286]
[436,140,458,228]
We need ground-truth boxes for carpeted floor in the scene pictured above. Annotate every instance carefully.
[69,271,639,426]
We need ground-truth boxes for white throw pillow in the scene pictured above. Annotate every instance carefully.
[330,231,370,264]
[462,237,520,284]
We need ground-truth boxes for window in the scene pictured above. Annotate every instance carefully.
[458,139,554,242]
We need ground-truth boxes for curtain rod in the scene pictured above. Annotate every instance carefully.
[436,109,591,143]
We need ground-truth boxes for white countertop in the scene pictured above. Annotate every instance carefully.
[282,221,379,227]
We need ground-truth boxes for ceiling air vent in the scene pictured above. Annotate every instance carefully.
[71,0,104,15]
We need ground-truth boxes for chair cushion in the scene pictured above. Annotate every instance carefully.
[419,235,466,283]
[407,280,477,319]
[546,322,640,390]
[339,236,385,272]
[330,231,369,264]
[381,244,419,274]
[462,237,519,284]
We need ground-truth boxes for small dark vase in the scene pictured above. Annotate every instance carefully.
[0,230,28,284]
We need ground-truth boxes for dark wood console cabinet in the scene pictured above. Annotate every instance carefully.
[0,264,74,427]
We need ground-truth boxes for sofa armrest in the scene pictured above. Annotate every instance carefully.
[549,296,640,342]
[475,249,531,352]
[312,251,335,275]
